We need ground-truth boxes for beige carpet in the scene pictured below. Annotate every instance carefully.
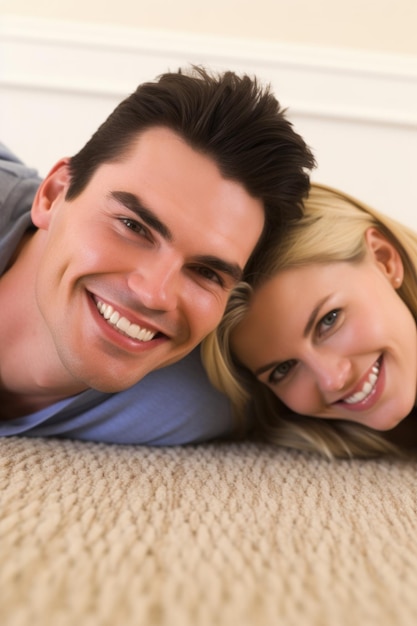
[1,436,416,626]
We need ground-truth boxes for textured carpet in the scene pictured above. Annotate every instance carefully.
[1,436,416,626]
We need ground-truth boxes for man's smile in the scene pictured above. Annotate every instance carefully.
[96,299,158,342]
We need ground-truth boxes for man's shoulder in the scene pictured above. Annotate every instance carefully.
[2,348,234,446]
[0,143,41,273]
[0,143,41,220]
[0,143,41,183]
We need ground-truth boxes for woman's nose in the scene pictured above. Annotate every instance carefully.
[311,352,352,393]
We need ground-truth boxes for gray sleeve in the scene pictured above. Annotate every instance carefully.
[0,143,41,273]
[3,348,235,446]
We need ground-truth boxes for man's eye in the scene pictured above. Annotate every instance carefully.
[193,266,223,286]
[269,359,297,383]
[120,218,149,237]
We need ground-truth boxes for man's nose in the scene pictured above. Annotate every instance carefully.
[127,256,182,312]
[311,352,352,393]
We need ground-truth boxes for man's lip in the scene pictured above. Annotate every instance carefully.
[89,293,168,338]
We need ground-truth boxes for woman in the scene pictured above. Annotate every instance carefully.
[202,183,417,458]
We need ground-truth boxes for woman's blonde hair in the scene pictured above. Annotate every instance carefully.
[202,183,417,459]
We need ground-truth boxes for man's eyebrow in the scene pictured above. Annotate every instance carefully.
[110,190,242,283]
[194,255,243,284]
[109,191,173,241]
[303,296,331,338]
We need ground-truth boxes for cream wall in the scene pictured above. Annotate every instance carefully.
[1,0,417,56]
[1,7,416,226]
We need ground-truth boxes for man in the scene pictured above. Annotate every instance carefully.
[0,66,315,445]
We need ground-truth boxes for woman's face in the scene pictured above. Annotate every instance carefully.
[231,229,417,431]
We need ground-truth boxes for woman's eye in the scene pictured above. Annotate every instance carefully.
[318,309,340,334]
[269,359,297,383]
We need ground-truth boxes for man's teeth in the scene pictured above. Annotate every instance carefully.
[344,361,380,404]
[96,300,156,342]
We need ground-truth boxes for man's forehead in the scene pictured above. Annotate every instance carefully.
[95,128,265,271]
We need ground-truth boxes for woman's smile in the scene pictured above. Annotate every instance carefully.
[337,356,382,408]
[231,249,417,432]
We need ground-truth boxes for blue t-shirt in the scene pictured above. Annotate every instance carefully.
[0,144,234,444]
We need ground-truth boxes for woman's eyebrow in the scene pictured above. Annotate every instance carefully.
[254,295,333,376]
[303,295,331,337]
[254,361,278,377]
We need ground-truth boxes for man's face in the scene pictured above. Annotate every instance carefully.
[32,127,264,392]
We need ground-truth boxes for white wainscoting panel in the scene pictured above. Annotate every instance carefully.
[1,15,416,225]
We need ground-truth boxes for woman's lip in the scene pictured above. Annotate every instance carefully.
[336,356,385,412]
[342,356,382,403]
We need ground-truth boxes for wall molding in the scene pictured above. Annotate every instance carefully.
[1,14,417,128]
[1,15,416,225]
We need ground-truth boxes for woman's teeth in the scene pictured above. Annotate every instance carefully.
[344,361,380,404]
[96,300,156,342]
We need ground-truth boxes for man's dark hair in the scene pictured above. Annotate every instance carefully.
[67,66,315,277]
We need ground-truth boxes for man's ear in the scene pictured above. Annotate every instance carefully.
[365,227,404,288]
[31,158,71,230]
